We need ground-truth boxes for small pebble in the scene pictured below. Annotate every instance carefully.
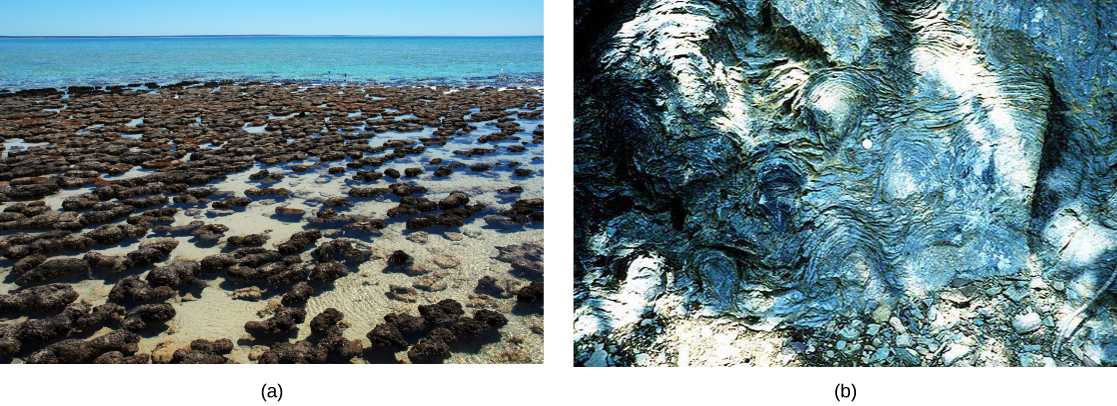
[1012,311,1042,334]
[942,344,972,366]
[889,317,906,334]
[870,304,891,324]
[895,334,912,348]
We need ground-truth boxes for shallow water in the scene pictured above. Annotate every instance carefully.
[0,37,543,91]
[0,83,544,364]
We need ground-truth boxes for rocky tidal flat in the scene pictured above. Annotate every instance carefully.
[0,81,544,363]
[576,0,1117,366]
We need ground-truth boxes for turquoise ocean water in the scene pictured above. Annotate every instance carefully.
[0,36,542,90]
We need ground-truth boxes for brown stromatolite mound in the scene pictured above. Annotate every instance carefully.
[281,282,314,305]
[277,229,322,255]
[256,340,327,364]
[3,232,94,261]
[16,258,90,285]
[11,253,46,274]
[146,260,201,287]
[312,239,365,263]
[309,262,349,283]
[169,338,235,364]
[274,206,305,216]
[0,284,80,314]
[28,329,143,364]
[517,280,544,303]
[121,303,176,332]
[245,306,306,336]
[227,233,269,246]
[322,196,351,207]
[110,276,175,302]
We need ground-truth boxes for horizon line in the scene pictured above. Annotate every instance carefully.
[0,34,542,39]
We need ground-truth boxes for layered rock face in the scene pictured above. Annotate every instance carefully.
[576,0,1117,365]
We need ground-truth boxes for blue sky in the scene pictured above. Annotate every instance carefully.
[1,0,542,36]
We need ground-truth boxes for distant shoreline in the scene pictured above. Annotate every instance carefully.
[0,35,542,39]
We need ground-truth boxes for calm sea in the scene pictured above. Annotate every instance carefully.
[0,36,542,90]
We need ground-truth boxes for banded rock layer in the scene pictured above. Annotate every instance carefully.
[575,0,1117,363]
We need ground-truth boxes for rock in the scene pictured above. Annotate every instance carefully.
[870,304,891,324]
[449,317,491,341]
[865,324,880,336]
[418,299,465,326]
[586,349,609,367]
[309,262,349,282]
[387,285,418,302]
[574,0,1117,333]
[438,191,470,210]
[1003,287,1029,304]
[1018,352,1045,367]
[171,338,234,364]
[267,264,307,286]
[634,353,650,365]
[94,351,150,364]
[200,253,237,273]
[323,197,351,207]
[942,344,972,367]
[888,317,906,334]
[227,233,269,246]
[249,345,270,361]
[277,229,322,255]
[281,282,313,305]
[274,206,305,216]
[838,324,862,341]
[110,276,174,302]
[413,274,448,292]
[473,309,508,328]
[1012,311,1042,334]
[11,254,46,274]
[388,250,411,265]
[151,340,191,364]
[233,286,262,301]
[146,260,201,287]
[17,258,90,284]
[257,340,327,364]
[0,284,79,314]
[406,232,429,244]
[121,303,176,332]
[431,255,459,269]
[516,280,543,303]
[367,323,407,348]
[312,239,364,263]
[475,275,507,297]
[245,306,306,336]
[895,334,912,348]
[407,338,450,364]
[896,348,921,366]
[869,347,890,363]
[309,308,344,335]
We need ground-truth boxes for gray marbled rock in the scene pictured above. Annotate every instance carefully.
[575,0,1117,341]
